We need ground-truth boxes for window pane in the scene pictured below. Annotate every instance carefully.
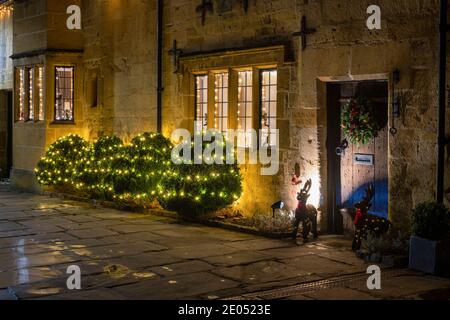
[260,69,277,148]
[214,72,229,133]
[38,67,44,121]
[18,68,25,121]
[195,75,208,132]
[237,70,253,147]
[28,68,34,120]
[55,66,74,121]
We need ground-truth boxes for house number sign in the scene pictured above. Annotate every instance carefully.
[354,153,375,166]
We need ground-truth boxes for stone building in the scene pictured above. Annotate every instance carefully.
[0,0,448,233]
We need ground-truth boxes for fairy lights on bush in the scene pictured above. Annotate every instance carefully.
[35,132,242,215]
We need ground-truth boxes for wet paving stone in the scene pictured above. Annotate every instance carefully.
[202,251,271,267]
[0,221,27,232]
[112,271,240,300]
[72,241,168,259]
[165,243,238,259]
[67,228,119,239]
[212,260,310,284]
[150,260,214,277]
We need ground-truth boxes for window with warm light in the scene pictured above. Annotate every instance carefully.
[195,75,208,132]
[214,72,229,133]
[190,67,277,149]
[15,65,45,122]
[18,68,25,121]
[55,66,74,122]
[237,70,253,148]
[260,69,277,147]
[28,68,34,120]
[37,66,44,121]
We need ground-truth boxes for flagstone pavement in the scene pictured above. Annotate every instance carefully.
[1,186,450,300]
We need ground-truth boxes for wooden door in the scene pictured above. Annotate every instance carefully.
[327,81,388,233]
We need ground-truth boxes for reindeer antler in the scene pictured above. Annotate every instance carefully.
[302,179,312,194]
[364,185,375,203]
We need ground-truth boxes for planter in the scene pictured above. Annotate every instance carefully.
[409,235,450,276]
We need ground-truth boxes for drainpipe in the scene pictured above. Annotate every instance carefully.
[437,0,447,204]
[156,0,163,134]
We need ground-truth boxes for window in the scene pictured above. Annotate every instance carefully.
[237,71,253,147]
[214,72,229,133]
[18,68,25,121]
[190,67,278,148]
[195,75,208,132]
[260,70,277,147]
[55,66,74,122]
[37,66,44,121]
[28,68,34,120]
[15,66,45,122]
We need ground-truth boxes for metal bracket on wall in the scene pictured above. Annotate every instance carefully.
[390,69,401,135]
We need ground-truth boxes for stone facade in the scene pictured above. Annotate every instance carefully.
[0,0,448,232]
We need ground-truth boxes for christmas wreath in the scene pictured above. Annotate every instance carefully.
[341,97,380,145]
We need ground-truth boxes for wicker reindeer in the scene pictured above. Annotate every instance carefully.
[352,185,390,251]
[292,179,319,243]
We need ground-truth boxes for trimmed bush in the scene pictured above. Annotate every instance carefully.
[411,202,450,241]
[159,135,242,216]
[75,135,124,199]
[35,134,88,188]
[108,132,173,202]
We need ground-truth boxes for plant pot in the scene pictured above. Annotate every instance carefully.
[409,235,450,276]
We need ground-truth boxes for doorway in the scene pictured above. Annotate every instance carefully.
[327,81,389,233]
[0,90,13,179]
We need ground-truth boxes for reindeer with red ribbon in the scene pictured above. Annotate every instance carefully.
[352,185,391,251]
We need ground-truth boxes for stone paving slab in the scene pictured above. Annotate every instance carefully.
[212,260,311,284]
[150,260,214,277]
[112,271,240,300]
[281,254,360,277]
[202,251,271,267]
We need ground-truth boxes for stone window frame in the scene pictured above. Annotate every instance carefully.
[180,45,287,150]
[14,65,45,123]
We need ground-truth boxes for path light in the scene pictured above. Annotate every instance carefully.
[271,200,284,218]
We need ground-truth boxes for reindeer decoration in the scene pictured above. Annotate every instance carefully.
[352,185,391,251]
[292,179,319,243]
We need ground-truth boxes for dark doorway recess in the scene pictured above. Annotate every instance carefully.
[0,91,13,179]
[6,90,12,178]
[327,81,389,234]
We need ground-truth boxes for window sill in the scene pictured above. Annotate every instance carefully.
[50,121,75,125]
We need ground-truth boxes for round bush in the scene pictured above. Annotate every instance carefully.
[35,134,88,187]
[159,136,242,216]
[75,135,123,199]
[108,132,173,201]
[411,202,450,240]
